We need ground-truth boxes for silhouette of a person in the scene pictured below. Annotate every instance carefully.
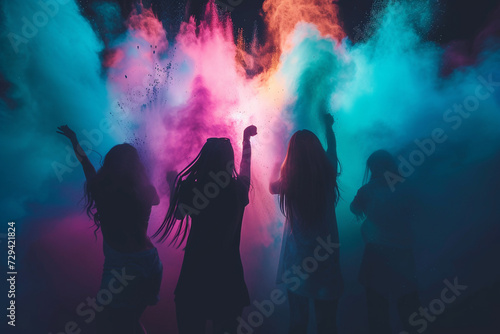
[350,150,420,334]
[270,114,343,334]
[57,125,163,334]
[154,126,257,334]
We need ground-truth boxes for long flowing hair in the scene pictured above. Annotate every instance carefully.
[278,130,340,230]
[84,144,152,236]
[363,149,399,185]
[153,138,238,246]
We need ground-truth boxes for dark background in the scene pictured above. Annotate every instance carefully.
[75,0,500,45]
[2,0,498,95]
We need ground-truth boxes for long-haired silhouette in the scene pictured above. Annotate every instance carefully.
[57,125,162,334]
[270,114,343,334]
[351,149,420,334]
[155,126,257,334]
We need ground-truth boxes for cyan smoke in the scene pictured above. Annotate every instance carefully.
[0,2,118,332]
[278,1,500,331]
[0,0,117,222]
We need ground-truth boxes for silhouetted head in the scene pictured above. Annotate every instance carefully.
[192,138,236,180]
[364,149,399,183]
[100,143,148,183]
[84,143,152,234]
[281,130,327,177]
[279,130,339,228]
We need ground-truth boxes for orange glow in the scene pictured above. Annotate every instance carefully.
[261,0,345,71]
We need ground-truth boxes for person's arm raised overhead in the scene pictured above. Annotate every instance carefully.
[57,125,96,181]
[240,125,257,189]
[323,113,338,175]
[269,161,282,195]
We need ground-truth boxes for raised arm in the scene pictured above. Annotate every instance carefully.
[323,113,338,175]
[239,125,257,187]
[57,125,96,181]
[269,161,282,194]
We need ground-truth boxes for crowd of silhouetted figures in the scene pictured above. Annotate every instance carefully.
[56,116,499,334]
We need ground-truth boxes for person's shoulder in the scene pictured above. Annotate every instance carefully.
[355,182,379,201]
[357,183,372,194]
[88,177,107,198]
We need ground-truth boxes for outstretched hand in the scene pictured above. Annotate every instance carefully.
[244,125,258,140]
[323,114,334,127]
[57,125,77,142]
